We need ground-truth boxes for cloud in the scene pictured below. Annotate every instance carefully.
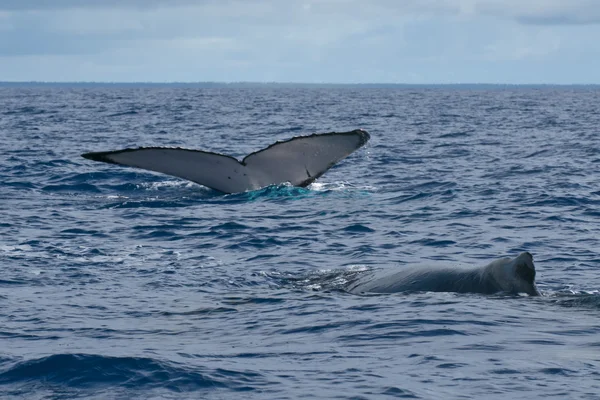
[516,13,600,26]
[474,0,600,25]
[0,3,262,56]
[2,0,600,25]
[0,2,403,57]
[1,0,599,82]
[0,0,207,11]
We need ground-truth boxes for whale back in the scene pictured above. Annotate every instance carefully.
[346,252,540,296]
[345,266,495,295]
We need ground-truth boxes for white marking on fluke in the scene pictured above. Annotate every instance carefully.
[82,129,370,194]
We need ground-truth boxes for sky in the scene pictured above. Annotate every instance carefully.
[0,0,599,84]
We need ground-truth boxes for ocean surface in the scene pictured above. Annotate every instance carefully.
[1,85,600,399]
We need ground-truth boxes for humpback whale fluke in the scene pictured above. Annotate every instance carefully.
[82,129,370,194]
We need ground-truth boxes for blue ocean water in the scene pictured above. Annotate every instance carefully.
[1,85,600,399]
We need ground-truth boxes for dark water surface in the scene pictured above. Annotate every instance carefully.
[2,86,600,399]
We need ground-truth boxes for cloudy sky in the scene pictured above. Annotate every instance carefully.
[1,0,599,83]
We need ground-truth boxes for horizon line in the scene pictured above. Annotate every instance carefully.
[0,81,600,90]
[1,81,599,88]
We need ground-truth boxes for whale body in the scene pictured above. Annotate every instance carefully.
[345,252,540,296]
[81,129,370,194]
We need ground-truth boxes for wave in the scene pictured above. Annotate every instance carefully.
[545,291,600,309]
[261,265,369,291]
[42,183,101,193]
[107,110,139,117]
[0,353,265,393]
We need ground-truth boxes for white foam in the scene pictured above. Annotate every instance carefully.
[346,264,369,272]
[1,244,33,252]
[141,180,196,190]
[309,181,376,192]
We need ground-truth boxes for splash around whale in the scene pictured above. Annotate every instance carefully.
[81,129,370,194]
[345,252,540,296]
